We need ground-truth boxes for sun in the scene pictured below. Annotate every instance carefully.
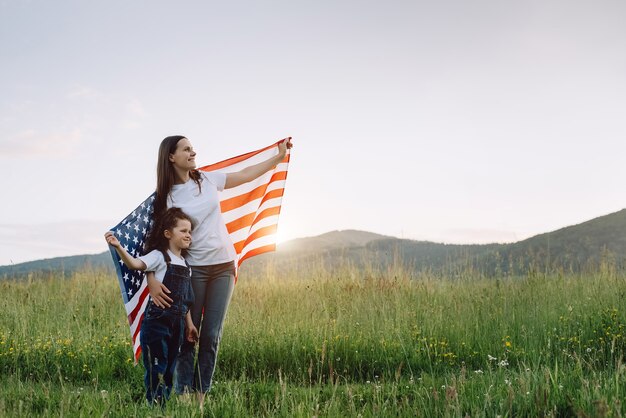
[275,227,289,245]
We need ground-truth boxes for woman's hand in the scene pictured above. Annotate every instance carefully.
[146,272,173,308]
[104,231,121,248]
[185,312,198,342]
[224,136,293,189]
[277,137,293,159]
[186,323,199,343]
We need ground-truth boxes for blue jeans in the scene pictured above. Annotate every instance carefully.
[140,308,185,405]
[175,261,235,394]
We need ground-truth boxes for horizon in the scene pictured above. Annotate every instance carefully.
[2,1,626,265]
[2,206,622,268]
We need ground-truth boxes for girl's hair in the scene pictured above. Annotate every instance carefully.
[153,135,202,220]
[144,207,194,257]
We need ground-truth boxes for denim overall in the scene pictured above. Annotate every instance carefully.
[139,254,194,405]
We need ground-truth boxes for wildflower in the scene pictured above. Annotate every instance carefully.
[504,379,511,386]
[488,354,497,361]
[474,370,484,374]
[498,359,509,367]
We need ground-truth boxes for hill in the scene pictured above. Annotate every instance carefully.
[0,252,113,279]
[241,210,626,279]
[277,229,391,252]
[3,210,626,279]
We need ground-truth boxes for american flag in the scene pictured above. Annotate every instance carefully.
[108,140,290,363]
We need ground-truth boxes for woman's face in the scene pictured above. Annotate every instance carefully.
[169,138,197,171]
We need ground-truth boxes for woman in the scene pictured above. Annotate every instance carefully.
[146,135,292,399]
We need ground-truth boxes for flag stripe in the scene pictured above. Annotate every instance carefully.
[245,223,278,247]
[223,194,284,244]
[221,188,285,215]
[226,206,282,234]
[202,147,290,176]
[239,244,277,265]
[233,222,278,253]
[229,214,280,246]
[220,172,287,212]
[128,286,150,325]
[216,166,288,205]
[199,141,280,172]
[221,184,286,224]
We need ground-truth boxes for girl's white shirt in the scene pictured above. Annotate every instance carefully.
[167,171,236,266]
[138,249,189,283]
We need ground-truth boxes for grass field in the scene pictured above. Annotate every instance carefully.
[2,263,626,417]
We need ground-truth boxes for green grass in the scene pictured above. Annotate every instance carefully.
[2,266,626,416]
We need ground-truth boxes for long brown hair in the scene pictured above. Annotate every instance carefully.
[144,207,194,258]
[153,135,202,220]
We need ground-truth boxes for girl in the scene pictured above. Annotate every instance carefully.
[105,207,199,406]
[147,135,292,399]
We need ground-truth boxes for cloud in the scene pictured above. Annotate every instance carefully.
[66,85,102,100]
[121,98,149,130]
[125,99,147,117]
[1,128,82,158]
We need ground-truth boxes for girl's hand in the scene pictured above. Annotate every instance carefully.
[186,323,199,343]
[277,137,292,158]
[104,231,121,248]
[147,273,173,308]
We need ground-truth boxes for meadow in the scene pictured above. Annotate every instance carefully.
[2,261,626,417]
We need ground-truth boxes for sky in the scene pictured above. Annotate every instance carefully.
[1,0,626,266]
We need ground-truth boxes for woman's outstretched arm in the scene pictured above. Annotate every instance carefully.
[224,137,292,189]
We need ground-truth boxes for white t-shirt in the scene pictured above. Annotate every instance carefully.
[167,171,236,266]
[138,249,190,283]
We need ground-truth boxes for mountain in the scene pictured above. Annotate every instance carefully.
[277,230,391,252]
[361,209,626,276]
[3,210,626,279]
[484,209,626,274]
[0,252,113,279]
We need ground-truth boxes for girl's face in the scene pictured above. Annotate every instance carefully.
[169,138,197,171]
[164,218,193,251]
